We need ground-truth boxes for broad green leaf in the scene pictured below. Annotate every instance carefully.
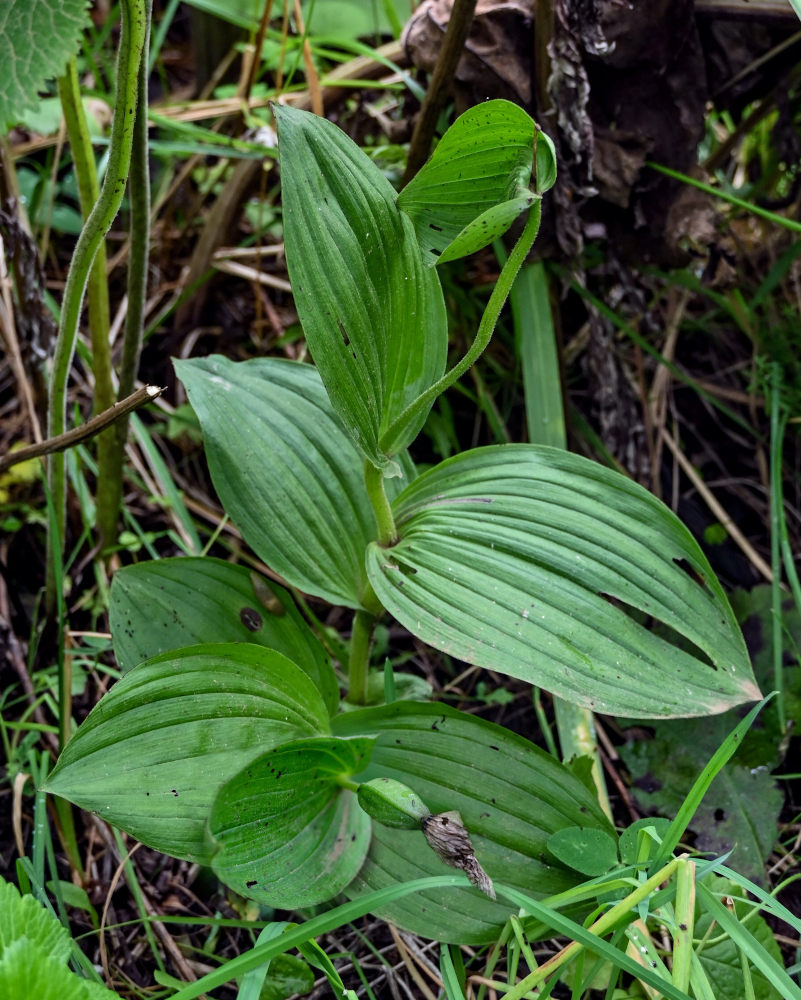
[333,701,613,944]
[109,557,338,714]
[0,0,91,128]
[210,737,373,908]
[43,645,329,862]
[175,355,386,610]
[398,100,536,266]
[368,445,759,718]
[274,103,448,468]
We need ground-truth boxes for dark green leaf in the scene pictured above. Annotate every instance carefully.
[368,445,759,718]
[109,557,338,714]
[398,100,536,265]
[333,701,612,943]
[274,103,448,468]
[175,355,389,609]
[210,737,373,908]
[43,645,329,862]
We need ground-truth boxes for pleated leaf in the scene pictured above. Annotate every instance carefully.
[333,701,612,944]
[209,737,373,909]
[109,557,338,714]
[367,445,759,719]
[43,644,330,862]
[274,103,448,468]
[176,355,398,610]
[397,100,536,266]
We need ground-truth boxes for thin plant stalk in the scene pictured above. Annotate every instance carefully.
[379,201,542,457]
[672,858,696,992]
[364,459,396,545]
[97,0,153,550]
[56,60,113,417]
[347,610,376,706]
[46,0,147,611]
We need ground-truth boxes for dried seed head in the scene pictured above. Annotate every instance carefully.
[421,810,495,899]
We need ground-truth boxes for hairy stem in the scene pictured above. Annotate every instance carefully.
[378,200,542,458]
[46,0,147,611]
[57,60,113,417]
[348,609,377,706]
[97,1,152,550]
[364,460,397,545]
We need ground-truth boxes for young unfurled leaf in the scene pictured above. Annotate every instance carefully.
[398,100,537,265]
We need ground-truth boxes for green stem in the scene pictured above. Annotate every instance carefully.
[364,460,396,545]
[672,858,695,992]
[57,61,113,416]
[348,609,377,706]
[378,200,542,457]
[45,0,147,611]
[97,0,152,551]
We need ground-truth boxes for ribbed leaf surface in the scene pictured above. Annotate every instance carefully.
[210,737,373,908]
[368,445,758,718]
[333,702,612,943]
[109,557,338,714]
[274,103,447,466]
[43,645,329,861]
[176,355,388,609]
[398,100,535,265]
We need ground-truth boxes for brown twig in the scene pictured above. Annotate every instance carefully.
[0,385,163,475]
[402,0,478,185]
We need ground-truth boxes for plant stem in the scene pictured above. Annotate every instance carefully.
[97,0,152,551]
[45,0,147,612]
[57,60,113,418]
[379,200,542,457]
[348,609,377,706]
[672,858,696,992]
[364,459,397,545]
